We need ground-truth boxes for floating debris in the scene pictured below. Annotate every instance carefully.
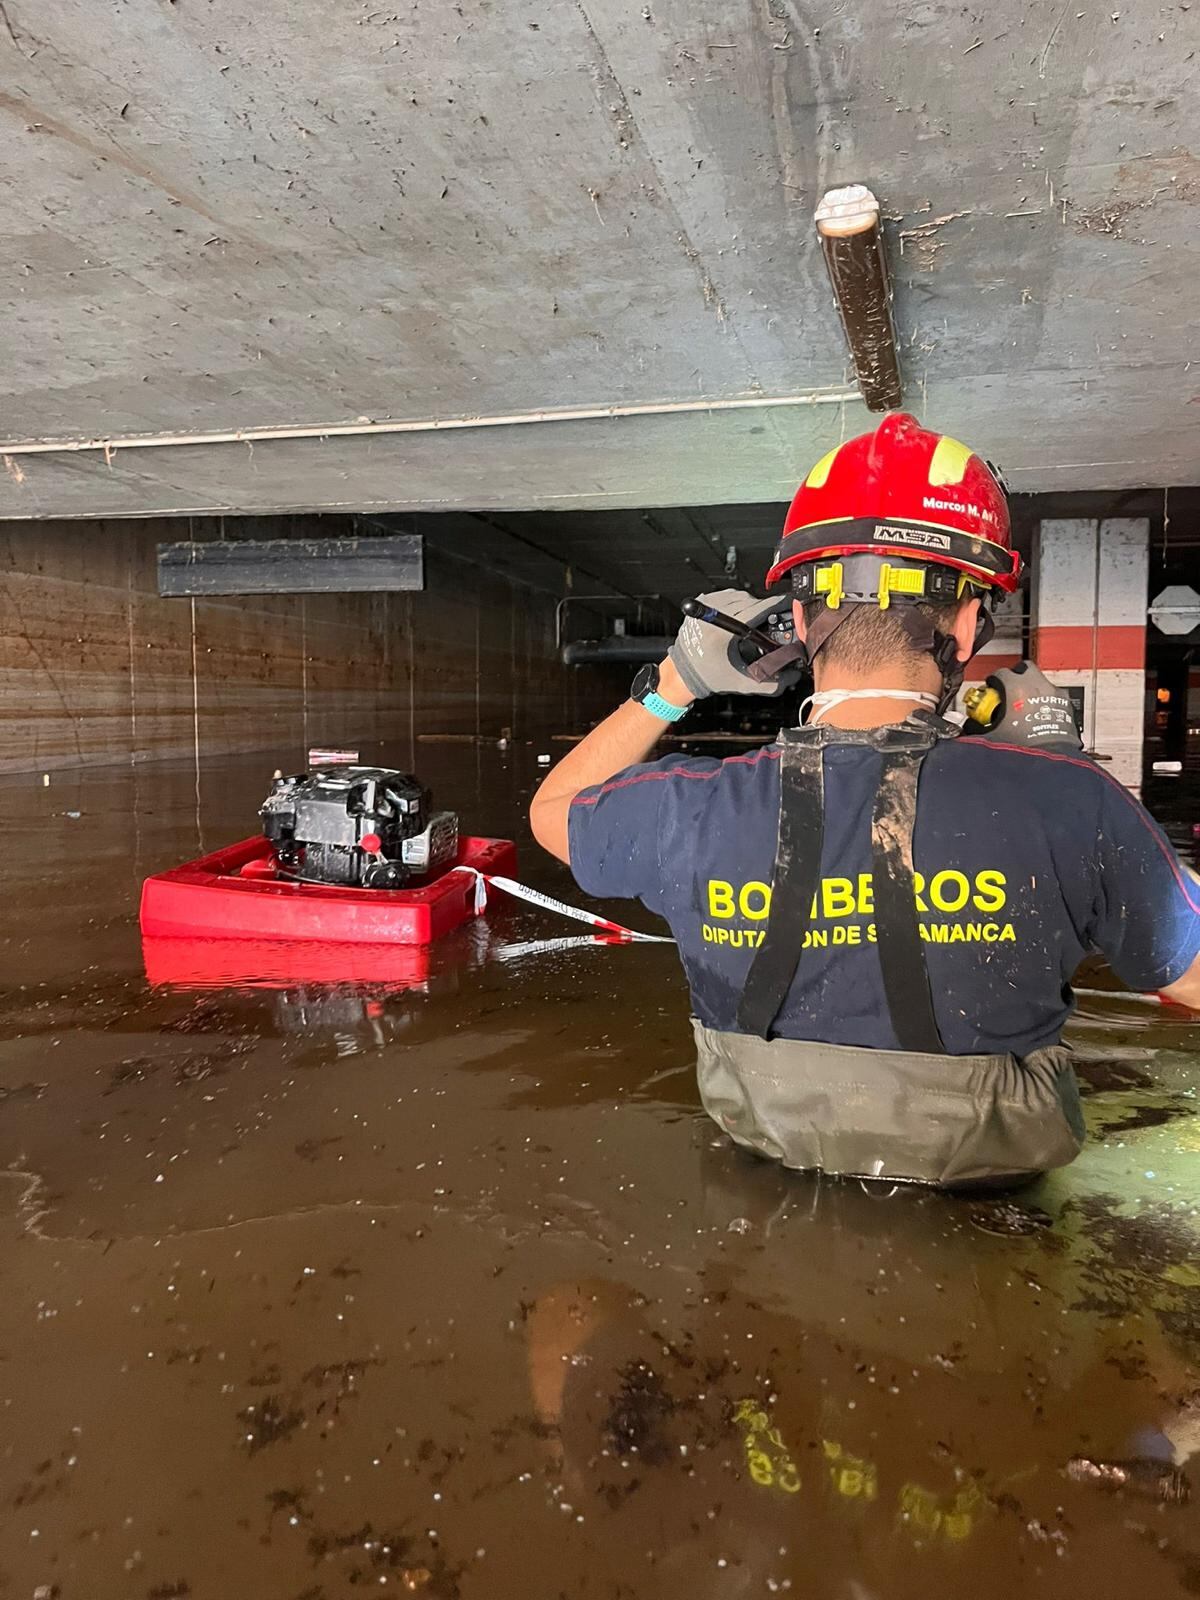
[967,1201,1053,1237]
[1065,1456,1190,1503]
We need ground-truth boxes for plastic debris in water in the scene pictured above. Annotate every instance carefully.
[727,1216,753,1235]
[1065,1456,1190,1503]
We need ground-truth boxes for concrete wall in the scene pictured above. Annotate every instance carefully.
[0,516,611,776]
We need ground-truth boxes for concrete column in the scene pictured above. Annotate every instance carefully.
[1032,518,1148,790]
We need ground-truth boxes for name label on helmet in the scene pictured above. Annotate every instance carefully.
[874,524,952,550]
[923,495,999,526]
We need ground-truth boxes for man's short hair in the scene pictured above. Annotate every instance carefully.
[799,597,964,676]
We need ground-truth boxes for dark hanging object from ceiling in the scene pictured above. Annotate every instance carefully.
[815,184,903,413]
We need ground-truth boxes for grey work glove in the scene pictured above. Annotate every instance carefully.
[668,588,801,700]
[966,661,1084,753]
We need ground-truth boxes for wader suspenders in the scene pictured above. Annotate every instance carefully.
[870,740,945,1053]
[736,725,947,1053]
[736,739,826,1038]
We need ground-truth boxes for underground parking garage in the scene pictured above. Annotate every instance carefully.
[2,0,1200,1595]
[0,491,1194,794]
[0,478,1197,1598]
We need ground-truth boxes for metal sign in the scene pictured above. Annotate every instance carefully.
[1149,584,1200,636]
[1066,684,1085,735]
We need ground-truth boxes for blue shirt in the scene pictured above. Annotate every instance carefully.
[568,735,1200,1057]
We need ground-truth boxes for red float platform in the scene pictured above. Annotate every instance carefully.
[139,835,518,945]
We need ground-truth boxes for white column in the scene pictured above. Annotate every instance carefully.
[1032,518,1148,790]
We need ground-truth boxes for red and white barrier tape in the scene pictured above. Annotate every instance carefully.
[453,867,674,943]
[491,935,627,962]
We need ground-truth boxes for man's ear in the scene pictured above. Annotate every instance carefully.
[953,597,982,663]
[791,598,807,643]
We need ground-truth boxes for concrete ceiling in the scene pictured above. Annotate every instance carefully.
[1,0,1197,521]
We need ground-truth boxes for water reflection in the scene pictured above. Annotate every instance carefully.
[141,926,629,1056]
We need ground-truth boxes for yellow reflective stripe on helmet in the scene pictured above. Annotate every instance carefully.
[927,435,974,486]
[805,446,840,489]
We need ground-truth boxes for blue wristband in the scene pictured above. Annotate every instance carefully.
[638,690,689,723]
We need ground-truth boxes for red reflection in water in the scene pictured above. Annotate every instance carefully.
[141,934,432,992]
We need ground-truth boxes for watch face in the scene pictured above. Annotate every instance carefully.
[631,663,659,701]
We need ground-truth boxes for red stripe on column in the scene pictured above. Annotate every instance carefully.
[963,652,1022,682]
[1031,625,1145,671]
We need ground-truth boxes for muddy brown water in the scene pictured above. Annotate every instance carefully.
[2,748,1200,1600]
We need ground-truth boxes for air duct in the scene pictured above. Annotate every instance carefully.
[562,636,675,666]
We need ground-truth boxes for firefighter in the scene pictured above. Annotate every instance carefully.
[531,414,1200,1186]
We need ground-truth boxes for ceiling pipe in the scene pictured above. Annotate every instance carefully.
[554,594,671,649]
[0,388,862,460]
[815,184,903,413]
[562,636,675,666]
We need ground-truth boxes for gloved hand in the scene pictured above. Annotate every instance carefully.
[965,661,1084,753]
[668,589,802,700]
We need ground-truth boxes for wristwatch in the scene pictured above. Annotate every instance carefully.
[630,663,690,723]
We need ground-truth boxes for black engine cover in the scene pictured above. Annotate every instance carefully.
[260,767,455,888]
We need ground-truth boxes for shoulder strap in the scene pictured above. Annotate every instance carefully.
[734,727,947,1051]
[736,740,825,1038]
[870,748,945,1053]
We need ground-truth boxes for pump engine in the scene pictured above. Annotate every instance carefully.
[260,767,459,889]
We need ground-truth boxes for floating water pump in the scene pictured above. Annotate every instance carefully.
[140,753,662,955]
[140,753,516,947]
[260,767,459,890]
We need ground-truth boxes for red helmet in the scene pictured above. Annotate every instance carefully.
[766,412,1020,594]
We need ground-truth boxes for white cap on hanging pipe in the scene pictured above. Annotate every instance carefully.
[815,184,881,238]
